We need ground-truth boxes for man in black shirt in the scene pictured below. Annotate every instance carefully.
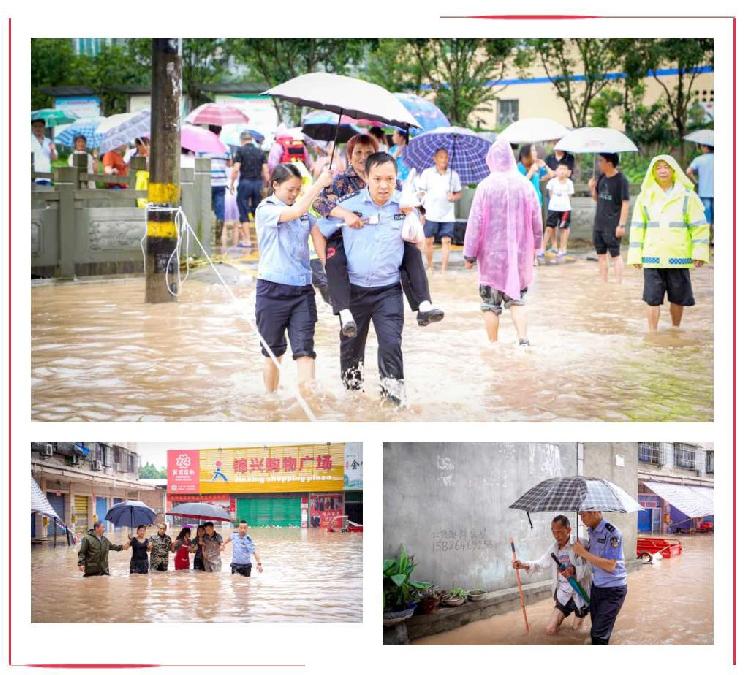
[230,131,269,247]
[588,153,630,283]
[545,149,575,175]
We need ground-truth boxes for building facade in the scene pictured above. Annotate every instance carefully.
[383,442,639,594]
[30,442,157,539]
[166,443,362,529]
[636,442,714,534]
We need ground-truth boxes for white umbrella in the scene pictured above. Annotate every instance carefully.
[684,129,714,146]
[98,110,151,153]
[555,127,638,154]
[264,73,420,130]
[499,117,570,144]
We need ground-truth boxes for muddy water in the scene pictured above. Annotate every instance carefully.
[31,527,362,623]
[31,259,713,421]
[414,534,713,645]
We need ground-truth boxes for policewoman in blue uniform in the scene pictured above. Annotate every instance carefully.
[572,511,628,644]
[254,164,332,394]
[317,152,409,406]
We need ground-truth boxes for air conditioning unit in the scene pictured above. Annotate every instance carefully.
[67,454,80,466]
[42,444,54,458]
[91,459,102,471]
[114,463,122,472]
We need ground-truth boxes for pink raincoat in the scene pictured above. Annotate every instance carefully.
[463,139,543,300]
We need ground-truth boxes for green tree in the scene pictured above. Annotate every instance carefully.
[138,462,167,480]
[231,39,375,123]
[31,39,83,110]
[626,38,714,160]
[521,38,622,127]
[366,39,517,127]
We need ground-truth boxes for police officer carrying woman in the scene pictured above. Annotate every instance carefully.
[572,511,628,645]
[254,164,332,394]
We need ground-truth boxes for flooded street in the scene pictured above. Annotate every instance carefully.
[31,257,713,421]
[32,527,362,623]
[414,534,713,645]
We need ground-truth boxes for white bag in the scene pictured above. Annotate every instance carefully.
[399,180,425,244]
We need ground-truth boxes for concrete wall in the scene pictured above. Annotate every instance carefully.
[580,442,639,559]
[384,442,640,594]
[31,159,213,278]
[384,442,578,592]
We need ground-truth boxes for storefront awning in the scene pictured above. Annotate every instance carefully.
[643,481,714,518]
[31,475,62,521]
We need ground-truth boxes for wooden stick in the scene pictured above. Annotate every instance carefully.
[510,537,530,633]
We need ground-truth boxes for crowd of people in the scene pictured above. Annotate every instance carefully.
[77,520,263,578]
[32,114,714,403]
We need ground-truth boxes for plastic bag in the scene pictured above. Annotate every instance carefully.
[399,180,424,244]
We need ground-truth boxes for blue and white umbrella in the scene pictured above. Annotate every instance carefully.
[98,110,151,153]
[54,117,106,148]
[105,500,157,528]
[403,126,492,184]
[394,93,450,136]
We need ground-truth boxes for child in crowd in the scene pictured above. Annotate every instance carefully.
[544,164,576,260]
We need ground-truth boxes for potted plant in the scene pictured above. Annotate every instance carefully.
[468,589,487,602]
[442,587,468,607]
[383,546,432,625]
[416,586,441,615]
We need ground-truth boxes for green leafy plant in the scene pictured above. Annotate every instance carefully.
[447,587,468,599]
[383,546,432,612]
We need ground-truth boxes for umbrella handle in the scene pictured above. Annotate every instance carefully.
[329,110,343,171]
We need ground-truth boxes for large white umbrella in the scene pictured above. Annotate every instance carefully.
[264,73,420,131]
[684,129,714,146]
[499,117,570,144]
[555,127,638,154]
[98,110,151,153]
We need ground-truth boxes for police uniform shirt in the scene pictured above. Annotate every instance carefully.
[587,519,627,588]
[318,188,405,288]
[255,194,315,287]
[230,532,256,565]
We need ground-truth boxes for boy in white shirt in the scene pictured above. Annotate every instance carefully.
[544,164,576,260]
[417,148,462,273]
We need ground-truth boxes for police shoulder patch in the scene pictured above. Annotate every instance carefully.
[604,522,616,532]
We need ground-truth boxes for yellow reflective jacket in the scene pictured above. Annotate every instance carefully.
[626,155,709,269]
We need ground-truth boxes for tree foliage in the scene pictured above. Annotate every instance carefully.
[230,39,375,123]
[521,38,622,127]
[364,38,516,127]
[138,462,167,480]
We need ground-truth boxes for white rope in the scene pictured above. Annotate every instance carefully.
[141,204,318,422]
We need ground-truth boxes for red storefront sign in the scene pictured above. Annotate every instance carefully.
[167,449,200,494]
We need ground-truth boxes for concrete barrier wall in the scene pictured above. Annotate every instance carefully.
[31,158,213,278]
[383,442,638,593]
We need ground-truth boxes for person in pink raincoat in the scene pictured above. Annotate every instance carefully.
[463,139,543,346]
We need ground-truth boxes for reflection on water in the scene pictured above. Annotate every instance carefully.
[31,260,713,421]
[414,535,713,645]
[32,527,362,623]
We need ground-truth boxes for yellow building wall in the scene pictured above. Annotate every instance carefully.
[465,55,713,131]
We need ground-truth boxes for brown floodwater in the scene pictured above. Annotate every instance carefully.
[31,257,713,421]
[414,534,713,645]
[31,527,362,623]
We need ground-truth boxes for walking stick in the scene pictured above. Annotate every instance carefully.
[510,538,531,633]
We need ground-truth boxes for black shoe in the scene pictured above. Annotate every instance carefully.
[339,315,358,338]
[417,307,445,326]
[518,338,530,347]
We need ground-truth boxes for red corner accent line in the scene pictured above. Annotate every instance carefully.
[7,15,12,670]
[462,15,599,20]
[732,15,737,669]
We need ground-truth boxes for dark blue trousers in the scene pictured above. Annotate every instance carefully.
[590,584,627,644]
[340,282,404,400]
